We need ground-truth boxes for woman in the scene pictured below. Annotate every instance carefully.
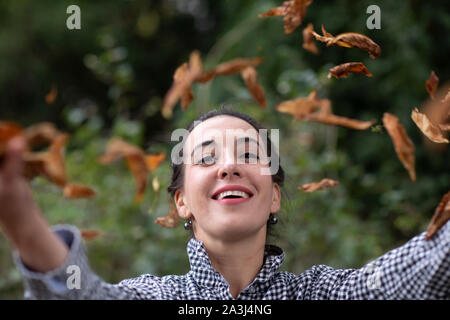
[0,108,448,299]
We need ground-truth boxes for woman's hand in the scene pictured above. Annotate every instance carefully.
[0,136,68,272]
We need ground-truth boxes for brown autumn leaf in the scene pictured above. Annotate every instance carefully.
[258,0,313,35]
[80,229,103,241]
[302,23,318,54]
[63,183,96,199]
[439,123,450,131]
[45,85,58,104]
[209,57,263,77]
[422,84,450,129]
[99,137,149,203]
[240,66,266,108]
[327,62,373,79]
[382,113,416,182]
[275,90,325,120]
[154,199,180,228]
[425,71,439,100]
[426,191,450,241]
[145,152,166,172]
[298,178,339,192]
[304,112,376,130]
[23,122,62,149]
[162,51,203,119]
[312,25,381,59]
[411,108,449,144]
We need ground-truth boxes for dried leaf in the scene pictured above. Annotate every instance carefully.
[212,57,263,76]
[426,191,450,240]
[63,183,96,199]
[298,178,339,192]
[302,23,319,54]
[275,90,325,120]
[240,66,266,108]
[23,122,62,149]
[305,112,376,130]
[45,85,58,104]
[0,121,23,156]
[99,137,149,203]
[80,229,102,241]
[439,123,450,131]
[162,51,203,118]
[382,113,416,182]
[312,25,381,59]
[258,0,313,34]
[425,71,439,100]
[154,199,180,228]
[411,108,449,143]
[145,152,166,172]
[327,62,373,79]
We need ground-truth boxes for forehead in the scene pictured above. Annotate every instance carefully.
[186,115,261,150]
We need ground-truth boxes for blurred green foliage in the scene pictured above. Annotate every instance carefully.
[1,0,449,298]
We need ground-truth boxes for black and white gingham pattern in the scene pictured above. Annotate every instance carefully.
[14,222,450,299]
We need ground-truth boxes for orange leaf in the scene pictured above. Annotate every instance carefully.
[426,191,450,240]
[63,183,96,198]
[258,0,313,35]
[154,199,180,228]
[240,66,266,108]
[305,112,375,130]
[302,23,319,54]
[80,229,102,241]
[327,62,373,79]
[275,90,326,120]
[411,107,449,143]
[45,85,58,104]
[298,178,339,192]
[382,113,416,182]
[99,137,149,203]
[145,152,166,172]
[0,121,23,156]
[425,71,439,100]
[312,25,381,59]
[23,122,62,149]
[212,57,263,76]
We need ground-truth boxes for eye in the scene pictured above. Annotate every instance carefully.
[196,155,216,165]
[241,152,259,162]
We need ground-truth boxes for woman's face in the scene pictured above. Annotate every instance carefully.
[174,115,281,242]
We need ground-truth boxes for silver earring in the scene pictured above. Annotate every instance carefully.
[268,213,278,225]
[184,217,192,230]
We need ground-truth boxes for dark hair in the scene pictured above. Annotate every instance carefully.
[167,106,285,237]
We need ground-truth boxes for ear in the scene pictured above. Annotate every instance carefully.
[174,189,192,219]
[270,183,281,214]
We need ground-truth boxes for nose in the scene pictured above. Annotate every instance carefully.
[217,150,241,179]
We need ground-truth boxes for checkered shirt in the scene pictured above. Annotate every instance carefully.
[14,222,450,299]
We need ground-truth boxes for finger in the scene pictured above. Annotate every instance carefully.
[2,136,26,181]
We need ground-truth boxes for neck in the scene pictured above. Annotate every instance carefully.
[196,230,266,299]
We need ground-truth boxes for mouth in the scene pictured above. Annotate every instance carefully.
[211,186,254,205]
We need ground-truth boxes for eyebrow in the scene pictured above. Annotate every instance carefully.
[190,137,260,158]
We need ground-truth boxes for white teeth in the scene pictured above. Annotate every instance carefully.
[216,190,250,200]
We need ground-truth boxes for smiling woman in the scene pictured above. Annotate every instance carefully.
[0,108,449,300]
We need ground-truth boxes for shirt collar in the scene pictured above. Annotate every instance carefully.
[186,238,285,289]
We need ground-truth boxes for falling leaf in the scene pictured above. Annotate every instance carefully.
[45,85,58,104]
[425,71,439,100]
[298,178,339,192]
[99,137,149,203]
[63,183,96,199]
[23,122,62,149]
[276,91,374,130]
[302,23,319,54]
[154,199,180,228]
[305,112,376,130]
[439,123,450,131]
[327,62,373,79]
[207,57,263,77]
[382,113,416,182]
[240,66,266,108]
[421,84,450,138]
[258,0,313,34]
[80,229,102,241]
[162,51,203,118]
[312,25,381,59]
[145,152,166,172]
[426,191,450,240]
[411,108,449,143]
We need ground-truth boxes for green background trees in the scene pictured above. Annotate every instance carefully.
[0,0,449,298]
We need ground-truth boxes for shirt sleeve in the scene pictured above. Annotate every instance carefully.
[13,225,165,300]
[307,221,450,299]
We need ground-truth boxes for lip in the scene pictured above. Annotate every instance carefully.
[213,197,252,205]
[211,184,254,201]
